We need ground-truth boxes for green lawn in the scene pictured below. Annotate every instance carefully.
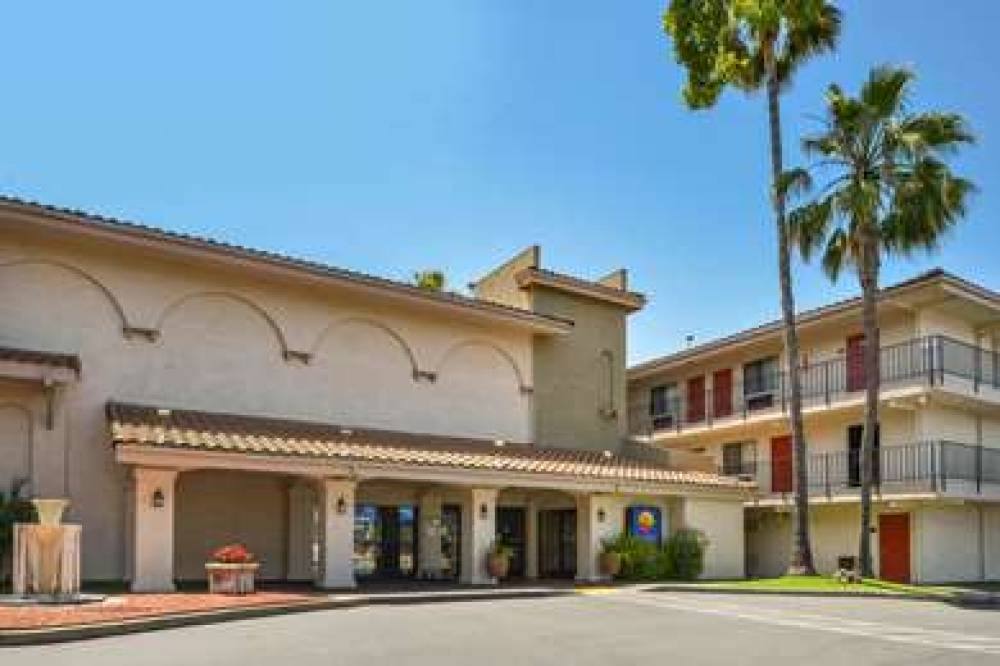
[687,575,966,598]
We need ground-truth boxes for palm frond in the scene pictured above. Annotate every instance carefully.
[820,228,850,281]
[860,65,913,119]
[776,167,813,200]
[788,196,834,262]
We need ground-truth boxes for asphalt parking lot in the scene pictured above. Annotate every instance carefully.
[6,590,1000,665]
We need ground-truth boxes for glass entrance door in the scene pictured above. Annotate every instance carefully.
[538,509,576,578]
[496,507,526,578]
[354,504,417,579]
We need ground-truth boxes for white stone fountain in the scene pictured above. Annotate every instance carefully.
[9,499,86,602]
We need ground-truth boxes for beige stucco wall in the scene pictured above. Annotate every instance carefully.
[0,228,540,580]
[985,505,1000,581]
[915,504,982,583]
[175,470,290,581]
[680,497,744,579]
[532,287,628,451]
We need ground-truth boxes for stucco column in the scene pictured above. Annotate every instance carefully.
[131,467,179,593]
[286,480,316,581]
[524,498,539,579]
[316,477,356,589]
[417,490,444,579]
[575,493,616,583]
[460,487,497,585]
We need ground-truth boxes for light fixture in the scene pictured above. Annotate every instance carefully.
[336,495,348,514]
[480,503,489,519]
[152,488,165,508]
[597,507,606,523]
[494,439,506,448]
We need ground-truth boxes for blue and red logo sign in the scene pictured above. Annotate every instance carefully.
[627,505,662,544]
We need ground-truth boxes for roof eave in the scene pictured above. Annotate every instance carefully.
[0,200,573,336]
[628,269,1000,379]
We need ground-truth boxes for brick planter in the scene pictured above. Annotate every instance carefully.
[205,563,259,595]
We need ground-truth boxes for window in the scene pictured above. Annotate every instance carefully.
[650,383,679,429]
[743,356,779,411]
[722,441,756,476]
[722,443,744,476]
[848,424,880,487]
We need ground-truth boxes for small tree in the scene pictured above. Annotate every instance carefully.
[413,270,446,291]
[783,66,975,576]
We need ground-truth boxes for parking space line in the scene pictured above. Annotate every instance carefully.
[589,593,1000,656]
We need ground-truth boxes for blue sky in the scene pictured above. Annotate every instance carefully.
[1,1,996,363]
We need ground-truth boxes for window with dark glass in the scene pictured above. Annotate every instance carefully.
[650,383,679,429]
[743,356,778,411]
[722,442,745,476]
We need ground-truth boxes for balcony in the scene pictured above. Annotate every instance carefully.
[631,335,1000,438]
[726,440,1000,502]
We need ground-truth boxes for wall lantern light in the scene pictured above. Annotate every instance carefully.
[152,488,165,509]
[597,507,606,523]
[480,503,489,519]
[336,495,348,515]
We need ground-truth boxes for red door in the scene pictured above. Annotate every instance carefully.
[846,334,866,392]
[878,513,911,583]
[712,369,733,418]
[771,436,793,493]
[686,376,706,423]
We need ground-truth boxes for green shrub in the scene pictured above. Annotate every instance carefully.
[601,528,707,581]
[663,529,706,581]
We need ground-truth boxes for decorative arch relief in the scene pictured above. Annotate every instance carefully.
[434,339,530,396]
[152,290,292,359]
[0,258,130,331]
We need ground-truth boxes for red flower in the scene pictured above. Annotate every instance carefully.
[211,543,254,564]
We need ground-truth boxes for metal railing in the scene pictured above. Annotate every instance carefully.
[721,441,1000,498]
[632,335,1000,437]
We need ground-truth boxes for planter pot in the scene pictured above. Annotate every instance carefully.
[599,552,622,577]
[205,562,259,595]
[486,554,510,579]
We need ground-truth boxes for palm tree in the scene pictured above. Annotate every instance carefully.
[413,270,446,291]
[782,66,975,577]
[663,0,841,575]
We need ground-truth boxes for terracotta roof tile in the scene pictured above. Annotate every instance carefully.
[107,402,747,489]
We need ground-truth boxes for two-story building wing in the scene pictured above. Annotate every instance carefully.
[628,270,1000,583]
[0,198,748,591]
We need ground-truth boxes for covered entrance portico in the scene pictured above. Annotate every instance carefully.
[109,403,750,592]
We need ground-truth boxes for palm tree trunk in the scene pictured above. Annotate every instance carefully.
[766,65,815,575]
[858,235,881,578]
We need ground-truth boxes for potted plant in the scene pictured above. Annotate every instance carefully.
[599,539,622,578]
[205,543,259,595]
[486,540,513,580]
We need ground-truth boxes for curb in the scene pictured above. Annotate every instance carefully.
[0,588,573,647]
[642,584,1000,607]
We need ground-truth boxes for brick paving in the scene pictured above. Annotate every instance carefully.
[0,591,322,630]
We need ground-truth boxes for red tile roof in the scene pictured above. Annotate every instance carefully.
[107,402,747,489]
